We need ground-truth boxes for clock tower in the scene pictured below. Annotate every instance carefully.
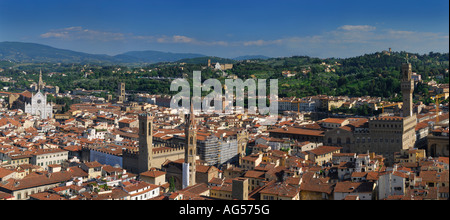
[401,62,414,118]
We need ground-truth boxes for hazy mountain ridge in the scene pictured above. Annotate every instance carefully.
[0,42,116,64]
[0,42,272,65]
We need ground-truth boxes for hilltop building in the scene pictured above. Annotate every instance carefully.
[208,59,233,71]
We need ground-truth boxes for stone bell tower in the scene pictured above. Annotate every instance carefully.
[184,102,197,186]
[401,62,414,118]
[138,113,154,173]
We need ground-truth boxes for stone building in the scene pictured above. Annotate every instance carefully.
[121,113,185,174]
[324,63,418,165]
[117,82,126,104]
[427,127,449,157]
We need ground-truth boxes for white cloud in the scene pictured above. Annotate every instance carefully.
[338,25,376,32]
[40,26,126,41]
[239,26,448,57]
[41,27,230,47]
[39,25,448,58]
[242,39,283,46]
[157,35,195,43]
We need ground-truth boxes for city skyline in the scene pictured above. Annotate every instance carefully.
[0,0,448,58]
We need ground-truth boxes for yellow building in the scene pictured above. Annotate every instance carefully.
[394,148,426,164]
[139,169,167,186]
[209,178,248,200]
[80,161,103,179]
[244,170,266,191]
[210,183,233,200]
[9,155,31,167]
[307,146,342,166]
[240,153,263,170]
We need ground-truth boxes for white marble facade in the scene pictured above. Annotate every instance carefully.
[25,91,53,119]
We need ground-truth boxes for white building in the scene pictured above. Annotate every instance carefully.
[84,128,107,141]
[31,149,69,170]
[121,181,160,200]
[24,91,53,120]
[377,169,408,200]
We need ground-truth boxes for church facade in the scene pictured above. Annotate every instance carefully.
[24,70,53,120]
[24,91,53,120]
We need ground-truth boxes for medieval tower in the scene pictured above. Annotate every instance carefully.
[138,113,154,173]
[401,62,414,118]
[324,62,418,165]
[117,82,126,103]
[185,103,197,187]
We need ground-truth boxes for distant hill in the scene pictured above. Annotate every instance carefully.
[233,55,271,61]
[114,50,205,64]
[0,42,117,64]
[0,42,274,65]
[0,42,206,65]
[176,56,237,65]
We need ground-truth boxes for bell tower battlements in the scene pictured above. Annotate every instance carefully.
[138,113,153,173]
[185,102,197,186]
[401,62,414,118]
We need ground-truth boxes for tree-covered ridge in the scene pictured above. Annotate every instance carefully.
[0,51,448,103]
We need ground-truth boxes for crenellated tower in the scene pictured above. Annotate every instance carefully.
[138,112,154,173]
[185,102,197,186]
[401,62,414,118]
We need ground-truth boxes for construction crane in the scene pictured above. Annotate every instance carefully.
[431,94,446,124]
[379,103,402,114]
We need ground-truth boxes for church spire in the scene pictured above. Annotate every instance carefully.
[38,69,44,92]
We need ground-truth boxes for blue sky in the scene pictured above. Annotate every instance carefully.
[0,0,448,58]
